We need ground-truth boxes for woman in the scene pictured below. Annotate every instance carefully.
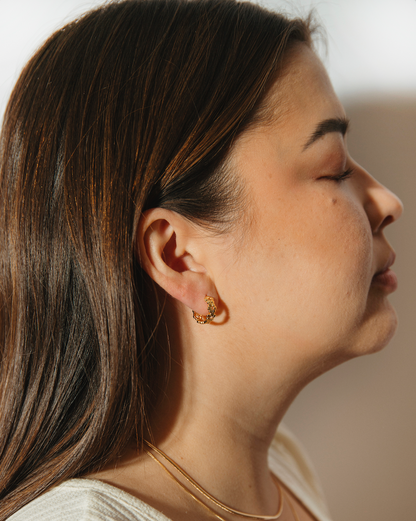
[0,0,402,519]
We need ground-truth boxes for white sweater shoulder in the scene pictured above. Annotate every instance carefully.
[9,424,332,521]
[8,478,170,521]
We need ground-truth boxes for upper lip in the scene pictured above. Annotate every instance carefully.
[374,251,396,277]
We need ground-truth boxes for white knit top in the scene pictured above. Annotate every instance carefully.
[9,424,333,521]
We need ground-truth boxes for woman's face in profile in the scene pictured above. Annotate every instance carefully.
[211,44,403,372]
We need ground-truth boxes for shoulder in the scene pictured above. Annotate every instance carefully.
[269,423,333,521]
[8,479,172,521]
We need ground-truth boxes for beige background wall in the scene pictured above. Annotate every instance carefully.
[285,97,416,520]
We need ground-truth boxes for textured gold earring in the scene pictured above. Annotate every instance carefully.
[192,296,216,324]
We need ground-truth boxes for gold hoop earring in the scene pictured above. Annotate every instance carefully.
[192,296,216,324]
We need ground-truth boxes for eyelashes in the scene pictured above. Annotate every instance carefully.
[335,168,354,182]
[322,168,354,183]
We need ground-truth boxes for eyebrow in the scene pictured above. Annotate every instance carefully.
[303,117,350,151]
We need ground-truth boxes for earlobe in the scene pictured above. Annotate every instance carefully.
[137,208,218,316]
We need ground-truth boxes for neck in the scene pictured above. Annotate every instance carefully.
[147,316,309,516]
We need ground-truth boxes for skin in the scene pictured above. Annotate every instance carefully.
[89,44,403,521]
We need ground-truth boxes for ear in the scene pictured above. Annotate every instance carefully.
[137,208,218,315]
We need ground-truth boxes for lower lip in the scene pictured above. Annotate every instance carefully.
[371,269,398,292]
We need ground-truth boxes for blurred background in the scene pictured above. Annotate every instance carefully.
[1,1,415,520]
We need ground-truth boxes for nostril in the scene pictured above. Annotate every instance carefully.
[376,211,402,234]
[382,215,394,228]
[373,214,395,235]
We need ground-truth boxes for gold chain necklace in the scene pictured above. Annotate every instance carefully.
[145,449,227,520]
[144,440,285,520]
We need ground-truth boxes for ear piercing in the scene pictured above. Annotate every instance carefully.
[192,296,216,324]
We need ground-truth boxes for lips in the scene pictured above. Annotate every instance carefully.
[372,251,397,292]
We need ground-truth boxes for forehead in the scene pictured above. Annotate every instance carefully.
[229,43,348,178]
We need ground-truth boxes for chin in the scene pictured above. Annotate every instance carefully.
[354,298,399,357]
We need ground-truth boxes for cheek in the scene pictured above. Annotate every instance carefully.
[260,191,371,283]
[231,193,373,352]
[313,197,373,296]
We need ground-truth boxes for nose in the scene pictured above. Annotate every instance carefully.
[363,176,403,234]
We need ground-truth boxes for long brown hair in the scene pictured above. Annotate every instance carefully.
[0,0,311,516]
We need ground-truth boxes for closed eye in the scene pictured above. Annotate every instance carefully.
[323,168,354,183]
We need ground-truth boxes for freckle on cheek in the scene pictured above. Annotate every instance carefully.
[332,198,337,205]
